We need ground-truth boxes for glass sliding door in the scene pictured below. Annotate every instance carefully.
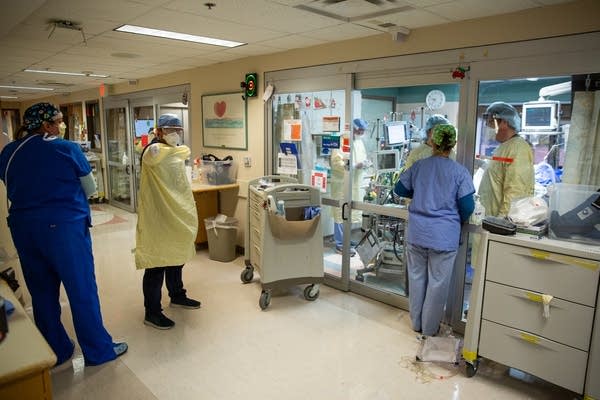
[270,89,351,289]
[457,72,600,333]
[104,100,135,212]
[350,82,462,308]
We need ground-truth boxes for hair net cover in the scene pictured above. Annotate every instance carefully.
[485,102,521,130]
[158,113,182,128]
[424,114,450,133]
[24,102,62,131]
[353,118,368,130]
[432,124,457,148]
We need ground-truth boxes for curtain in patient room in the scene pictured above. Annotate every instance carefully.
[562,90,600,186]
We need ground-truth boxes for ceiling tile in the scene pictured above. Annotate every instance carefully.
[426,0,541,21]
[164,0,340,33]
[301,22,380,42]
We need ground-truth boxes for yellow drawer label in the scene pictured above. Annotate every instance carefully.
[530,250,599,271]
[525,292,543,302]
[520,333,539,344]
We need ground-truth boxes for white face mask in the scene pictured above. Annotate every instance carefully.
[164,132,179,146]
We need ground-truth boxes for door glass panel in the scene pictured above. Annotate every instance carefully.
[1,109,20,141]
[355,83,460,297]
[59,102,84,142]
[271,90,348,279]
[461,72,600,322]
[105,107,132,207]
[85,101,102,152]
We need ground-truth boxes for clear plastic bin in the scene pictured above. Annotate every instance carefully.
[548,183,600,245]
[202,160,236,185]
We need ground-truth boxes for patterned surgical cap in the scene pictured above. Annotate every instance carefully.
[23,102,62,131]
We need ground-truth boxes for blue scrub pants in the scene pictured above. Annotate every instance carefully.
[334,223,344,248]
[142,265,186,315]
[406,243,457,336]
[8,216,116,366]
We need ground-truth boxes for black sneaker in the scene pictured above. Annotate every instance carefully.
[170,297,201,309]
[144,312,175,330]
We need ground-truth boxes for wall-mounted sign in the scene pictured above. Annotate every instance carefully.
[322,116,340,132]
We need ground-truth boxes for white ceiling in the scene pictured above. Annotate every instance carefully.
[0,0,572,101]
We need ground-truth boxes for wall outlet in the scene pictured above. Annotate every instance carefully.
[243,156,251,167]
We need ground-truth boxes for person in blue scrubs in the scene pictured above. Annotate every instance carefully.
[394,124,475,337]
[0,102,127,366]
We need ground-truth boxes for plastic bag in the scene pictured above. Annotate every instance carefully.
[416,336,461,363]
[508,197,549,226]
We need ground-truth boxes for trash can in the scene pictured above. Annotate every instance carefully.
[204,216,238,262]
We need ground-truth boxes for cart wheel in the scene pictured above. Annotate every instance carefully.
[240,267,254,283]
[465,360,479,378]
[355,274,364,282]
[259,291,271,310]
[303,284,320,301]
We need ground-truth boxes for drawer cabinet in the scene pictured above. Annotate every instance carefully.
[463,232,600,397]
[482,281,594,350]
[486,241,599,306]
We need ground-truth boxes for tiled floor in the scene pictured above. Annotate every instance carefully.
[43,205,579,399]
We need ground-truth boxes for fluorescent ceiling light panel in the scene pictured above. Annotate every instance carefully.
[24,69,109,78]
[0,96,18,99]
[115,24,245,48]
[0,85,54,91]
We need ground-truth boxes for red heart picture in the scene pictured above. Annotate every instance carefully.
[214,101,226,118]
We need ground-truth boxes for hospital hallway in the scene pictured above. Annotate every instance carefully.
[43,204,577,400]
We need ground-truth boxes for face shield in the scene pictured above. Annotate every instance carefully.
[481,114,500,141]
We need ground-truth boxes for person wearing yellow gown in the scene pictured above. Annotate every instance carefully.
[478,102,534,216]
[135,114,200,330]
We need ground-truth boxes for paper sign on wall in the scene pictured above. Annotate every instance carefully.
[322,116,340,132]
[282,119,302,141]
[311,170,327,192]
[277,153,298,175]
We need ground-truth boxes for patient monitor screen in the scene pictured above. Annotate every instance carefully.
[385,123,407,146]
[376,151,399,172]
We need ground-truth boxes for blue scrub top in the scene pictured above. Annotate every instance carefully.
[399,156,474,251]
[0,134,92,222]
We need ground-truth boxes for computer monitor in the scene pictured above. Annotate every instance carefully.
[135,119,154,137]
[375,150,400,173]
[385,122,408,146]
[521,101,560,131]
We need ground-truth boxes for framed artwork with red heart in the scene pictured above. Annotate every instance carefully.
[202,92,247,150]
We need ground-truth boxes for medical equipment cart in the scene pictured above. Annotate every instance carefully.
[462,231,600,398]
[241,176,324,310]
